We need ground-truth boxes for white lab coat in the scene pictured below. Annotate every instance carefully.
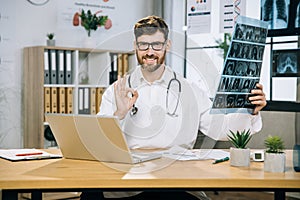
[99,66,262,149]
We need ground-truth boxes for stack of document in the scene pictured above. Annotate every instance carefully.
[0,149,62,161]
[160,146,230,161]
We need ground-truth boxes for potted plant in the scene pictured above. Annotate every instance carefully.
[264,135,286,172]
[227,129,252,167]
[46,33,55,46]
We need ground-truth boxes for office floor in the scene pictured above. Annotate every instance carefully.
[19,191,300,200]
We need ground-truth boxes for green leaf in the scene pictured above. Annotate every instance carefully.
[264,135,285,153]
[227,129,252,149]
[79,9,108,36]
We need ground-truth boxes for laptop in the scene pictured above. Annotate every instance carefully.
[45,114,161,164]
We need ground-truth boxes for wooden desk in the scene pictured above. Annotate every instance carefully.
[0,149,299,200]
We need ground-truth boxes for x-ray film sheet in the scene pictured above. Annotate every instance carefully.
[210,16,268,114]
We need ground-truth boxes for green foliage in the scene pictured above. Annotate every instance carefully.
[80,9,108,37]
[216,33,231,60]
[47,33,55,40]
[264,135,285,154]
[227,129,252,149]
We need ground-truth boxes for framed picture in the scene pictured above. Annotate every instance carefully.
[272,49,300,77]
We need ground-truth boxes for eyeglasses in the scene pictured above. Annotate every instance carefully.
[136,41,166,51]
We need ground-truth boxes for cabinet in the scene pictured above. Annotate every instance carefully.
[23,46,136,148]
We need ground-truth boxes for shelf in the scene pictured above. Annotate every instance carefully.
[23,46,136,148]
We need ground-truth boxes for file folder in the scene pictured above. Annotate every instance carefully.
[44,87,51,114]
[65,50,72,84]
[50,87,58,113]
[117,53,123,76]
[83,87,90,114]
[109,53,118,84]
[96,87,105,113]
[78,88,84,114]
[57,50,65,84]
[49,50,57,84]
[44,50,50,84]
[58,87,66,113]
[122,54,129,75]
[90,87,97,115]
[66,87,73,114]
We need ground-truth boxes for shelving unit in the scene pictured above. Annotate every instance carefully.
[23,46,136,148]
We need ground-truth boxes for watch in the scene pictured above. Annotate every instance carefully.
[27,0,49,6]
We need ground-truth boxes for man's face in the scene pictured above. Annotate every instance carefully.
[135,31,169,72]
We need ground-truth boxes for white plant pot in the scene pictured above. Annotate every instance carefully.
[230,147,250,167]
[83,37,96,48]
[264,152,286,172]
[47,39,55,46]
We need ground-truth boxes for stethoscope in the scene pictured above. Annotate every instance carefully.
[128,71,181,117]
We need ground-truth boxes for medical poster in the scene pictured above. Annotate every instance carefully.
[186,0,211,34]
[219,0,246,33]
[210,16,268,114]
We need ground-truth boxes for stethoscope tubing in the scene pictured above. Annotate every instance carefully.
[127,71,181,117]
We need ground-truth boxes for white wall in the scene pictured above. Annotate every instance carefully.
[0,0,154,148]
[0,0,297,149]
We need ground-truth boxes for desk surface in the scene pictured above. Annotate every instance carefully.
[0,149,299,191]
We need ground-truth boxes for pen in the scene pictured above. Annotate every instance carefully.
[16,152,43,156]
[212,156,229,164]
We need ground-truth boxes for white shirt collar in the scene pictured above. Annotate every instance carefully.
[129,65,175,88]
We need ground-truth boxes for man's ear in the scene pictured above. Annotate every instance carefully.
[166,39,171,51]
[133,40,137,49]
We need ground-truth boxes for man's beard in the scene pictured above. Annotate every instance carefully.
[136,50,166,73]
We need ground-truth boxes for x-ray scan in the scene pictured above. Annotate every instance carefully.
[261,0,300,37]
[211,16,268,114]
[272,49,300,77]
[261,0,289,30]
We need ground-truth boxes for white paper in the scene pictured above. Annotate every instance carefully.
[0,149,62,161]
[159,146,230,161]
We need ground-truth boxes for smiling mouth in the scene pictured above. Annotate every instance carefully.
[143,56,158,65]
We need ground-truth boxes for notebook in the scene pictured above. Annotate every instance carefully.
[45,114,161,164]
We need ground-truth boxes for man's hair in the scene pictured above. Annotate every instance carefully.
[134,15,169,40]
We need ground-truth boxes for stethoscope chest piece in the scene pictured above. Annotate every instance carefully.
[130,105,138,116]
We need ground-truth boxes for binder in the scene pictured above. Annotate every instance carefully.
[49,49,57,84]
[83,87,90,114]
[57,50,65,84]
[90,87,97,115]
[117,53,123,76]
[44,50,50,84]
[44,87,51,114]
[65,87,73,114]
[122,54,129,75]
[50,87,58,113]
[109,53,118,84]
[64,50,72,84]
[58,87,66,113]
[78,88,84,114]
[96,87,105,113]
